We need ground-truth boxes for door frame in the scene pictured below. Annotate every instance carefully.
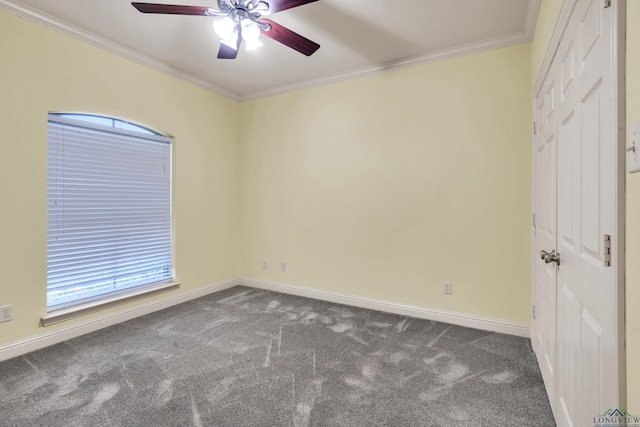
[530,0,626,409]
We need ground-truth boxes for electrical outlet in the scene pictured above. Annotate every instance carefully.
[262,259,268,269]
[0,305,12,323]
[443,282,453,295]
[280,262,287,272]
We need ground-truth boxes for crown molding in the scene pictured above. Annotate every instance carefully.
[239,30,534,102]
[239,0,540,101]
[0,0,241,102]
[525,0,541,38]
[1,0,540,103]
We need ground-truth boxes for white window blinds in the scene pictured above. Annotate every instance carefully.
[47,115,173,312]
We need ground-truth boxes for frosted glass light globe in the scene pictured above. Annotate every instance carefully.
[213,16,235,39]
[241,19,261,41]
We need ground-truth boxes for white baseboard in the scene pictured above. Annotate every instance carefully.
[0,278,239,362]
[0,277,531,363]
[240,278,531,338]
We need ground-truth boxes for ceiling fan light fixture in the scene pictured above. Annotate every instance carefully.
[213,16,235,39]
[132,1,320,59]
[220,32,239,50]
[255,1,270,13]
[245,38,263,51]
[241,18,261,41]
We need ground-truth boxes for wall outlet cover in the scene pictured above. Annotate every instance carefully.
[0,305,12,322]
[443,282,453,295]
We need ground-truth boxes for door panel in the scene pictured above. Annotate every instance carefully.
[557,284,575,426]
[581,308,603,426]
[558,110,575,247]
[580,84,602,260]
[580,0,601,62]
[560,40,575,98]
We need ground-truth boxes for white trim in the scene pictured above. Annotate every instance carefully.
[0,276,531,363]
[0,0,540,103]
[48,114,173,144]
[0,0,240,102]
[240,278,531,338]
[612,0,627,405]
[0,278,239,362]
[41,281,181,327]
[239,31,534,102]
[525,0,542,37]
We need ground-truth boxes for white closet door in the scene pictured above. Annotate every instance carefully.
[532,1,621,425]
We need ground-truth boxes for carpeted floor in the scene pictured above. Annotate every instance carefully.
[0,286,555,426]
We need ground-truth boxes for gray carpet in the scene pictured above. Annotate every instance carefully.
[0,286,555,426]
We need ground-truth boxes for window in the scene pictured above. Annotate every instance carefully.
[47,114,173,313]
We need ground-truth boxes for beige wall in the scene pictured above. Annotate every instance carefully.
[238,44,533,323]
[627,0,640,413]
[0,10,240,345]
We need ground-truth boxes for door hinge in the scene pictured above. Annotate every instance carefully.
[533,121,537,135]
[603,234,611,266]
[532,305,536,320]
[604,0,611,8]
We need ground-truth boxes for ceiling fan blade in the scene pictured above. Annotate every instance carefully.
[217,26,242,59]
[131,2,216,15]
[217,43,239,59]
[262,0,319,14]
[259,19,319,56]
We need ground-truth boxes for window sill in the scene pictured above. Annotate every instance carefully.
[41,281,180,327]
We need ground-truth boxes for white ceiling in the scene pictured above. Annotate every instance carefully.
[1,0,539,101]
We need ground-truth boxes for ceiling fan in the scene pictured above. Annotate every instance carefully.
[131,0,320,60]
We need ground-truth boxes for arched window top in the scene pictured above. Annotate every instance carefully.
[51,113,161,136]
